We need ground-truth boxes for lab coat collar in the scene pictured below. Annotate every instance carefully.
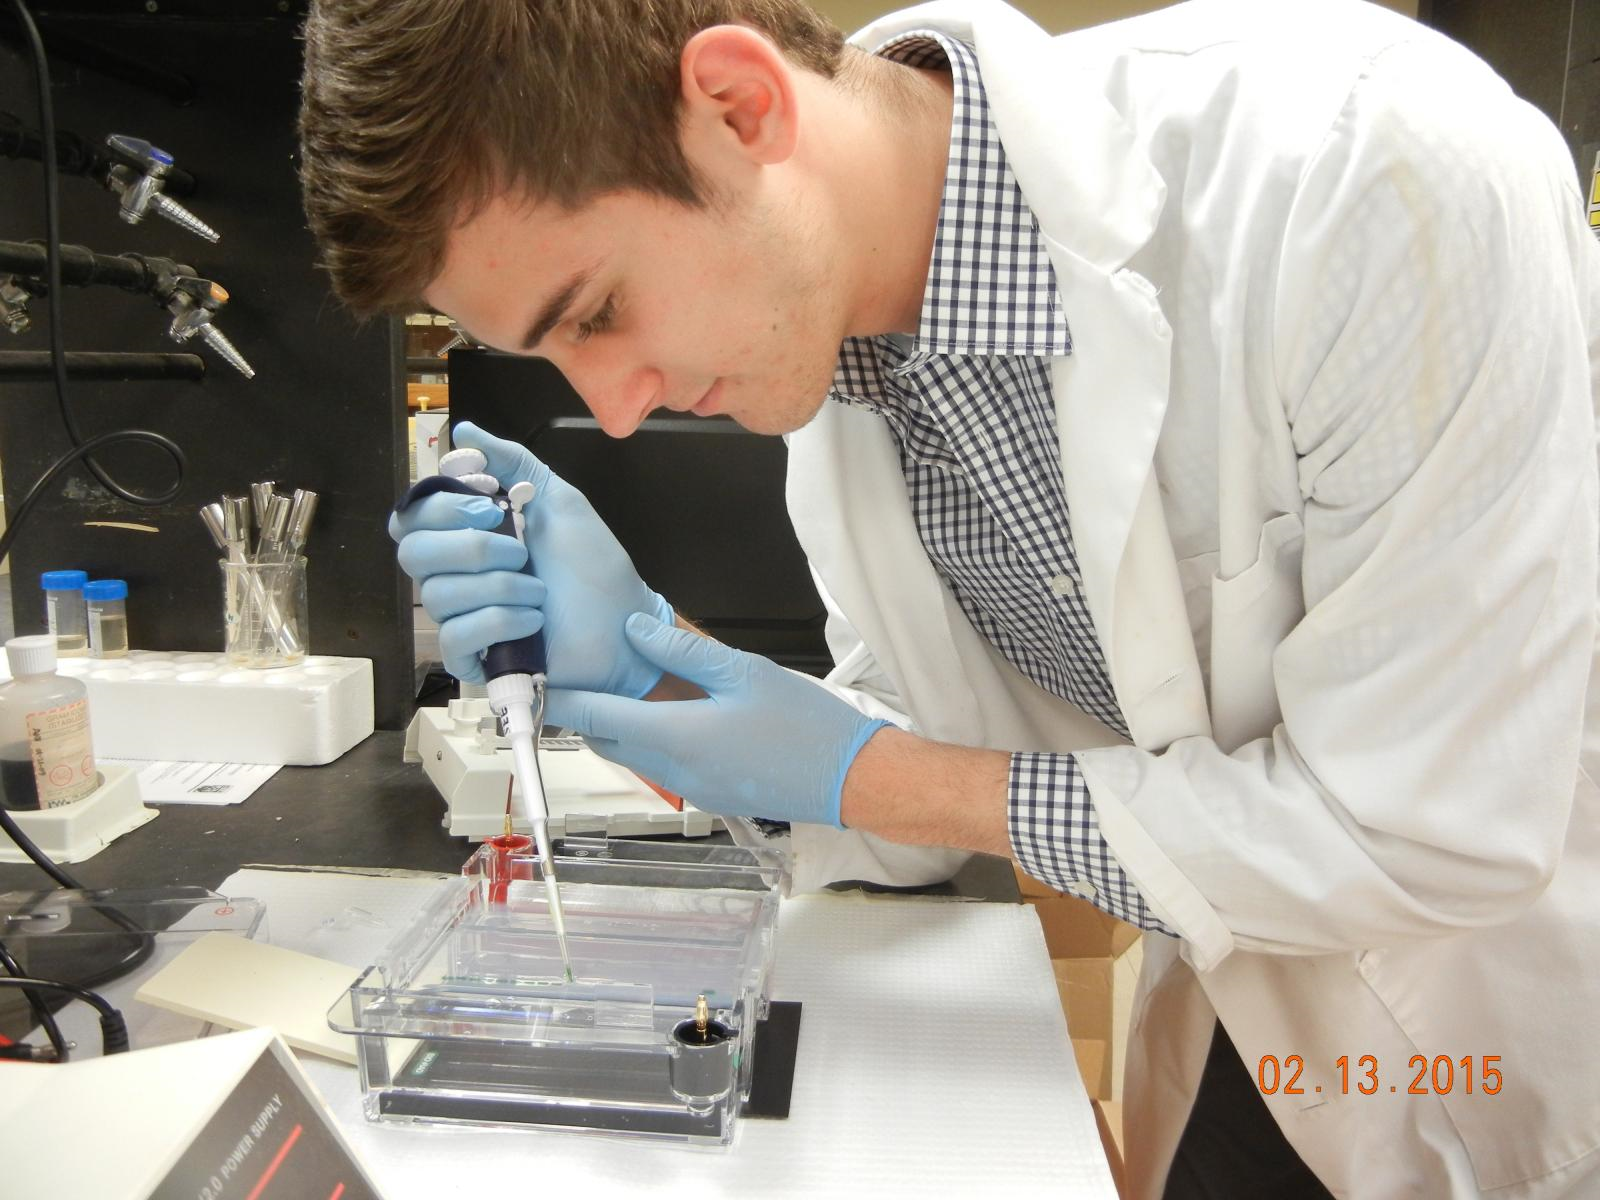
[872,27,1073,361]
[849,0,1167,274]
[846,1,1203,751]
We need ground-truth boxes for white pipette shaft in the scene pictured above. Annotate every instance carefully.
[489,673,574,981]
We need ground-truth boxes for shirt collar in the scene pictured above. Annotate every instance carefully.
[830,30,1071,410]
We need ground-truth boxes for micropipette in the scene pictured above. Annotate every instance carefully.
[395,450,575,982]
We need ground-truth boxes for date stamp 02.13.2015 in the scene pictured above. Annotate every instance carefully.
[1256,1055,1503,1098]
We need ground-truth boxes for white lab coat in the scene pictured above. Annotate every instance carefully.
[784,1,1600,1195]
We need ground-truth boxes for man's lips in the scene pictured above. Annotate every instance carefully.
[692,378,724,416]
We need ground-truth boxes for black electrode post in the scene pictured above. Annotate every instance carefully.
[669,994,737,1113]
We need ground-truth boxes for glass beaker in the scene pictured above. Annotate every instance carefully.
[220,556,307,668]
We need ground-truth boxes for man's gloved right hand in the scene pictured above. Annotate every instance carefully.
[389,421,673,695]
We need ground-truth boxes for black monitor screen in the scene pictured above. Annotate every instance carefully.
[445,350,829,675]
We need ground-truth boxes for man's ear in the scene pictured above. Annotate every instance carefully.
[679,25,799,166]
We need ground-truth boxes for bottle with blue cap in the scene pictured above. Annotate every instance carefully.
[40,570,89,657]
[84,579,130,658]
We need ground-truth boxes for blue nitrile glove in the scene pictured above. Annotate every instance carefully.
[545,613,890,827]
[389,421,673,691]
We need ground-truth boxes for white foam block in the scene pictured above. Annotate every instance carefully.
[1,650,374,765]
[134,931,360,1064]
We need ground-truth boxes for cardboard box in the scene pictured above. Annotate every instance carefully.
[1030,894,1141,959]
[1110,946,1142,1103]
[1073,1037,1112,1101]
[1093,1099,1128,1198]
[1055,948,1142,1103]
[1015,865,1066,899]
[1021,867,1142,1104]
[1054,956,1115,1042]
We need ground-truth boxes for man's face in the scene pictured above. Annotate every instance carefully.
[424,186,844,438]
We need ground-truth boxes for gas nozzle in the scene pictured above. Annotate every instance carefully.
[161,275,253,379]
[0,277,34,334]
[104,134,220,244]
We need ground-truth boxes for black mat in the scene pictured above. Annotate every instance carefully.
[743,1000,802,1119]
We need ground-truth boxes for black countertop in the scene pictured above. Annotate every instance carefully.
[0,730,1019,900]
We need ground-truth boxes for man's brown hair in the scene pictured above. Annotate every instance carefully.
[299,0,845,316]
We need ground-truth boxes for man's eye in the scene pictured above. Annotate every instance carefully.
[574,295,616,344]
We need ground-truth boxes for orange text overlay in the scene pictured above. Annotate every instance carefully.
[1256,1054,1503,1097]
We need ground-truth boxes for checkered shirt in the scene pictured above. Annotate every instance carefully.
[831,31,1175,935]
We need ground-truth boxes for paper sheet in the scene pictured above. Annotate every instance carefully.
[211,866,1118,1198]
[133,931,360,1064]
[99,758,281,805]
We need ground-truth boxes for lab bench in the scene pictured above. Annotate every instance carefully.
[0,730,1021,899]
[0,731,1129,1198]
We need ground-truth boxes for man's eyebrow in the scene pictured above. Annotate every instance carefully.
[519,266,597,351]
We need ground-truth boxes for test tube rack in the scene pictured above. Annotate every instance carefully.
[0,650,374,766]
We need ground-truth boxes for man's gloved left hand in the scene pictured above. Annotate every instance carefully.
[544,613,889,827]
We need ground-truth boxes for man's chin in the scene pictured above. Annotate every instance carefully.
[728,392,829,437]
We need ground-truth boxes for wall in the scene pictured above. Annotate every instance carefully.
[0,2,414,729]
[1426,0,1595,173]
[814,0,1418,34]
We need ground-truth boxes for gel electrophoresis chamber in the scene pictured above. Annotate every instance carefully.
[332,836,785,1146]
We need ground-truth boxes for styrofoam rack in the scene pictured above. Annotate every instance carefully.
[0,650,374,766]
[405,698,718,840]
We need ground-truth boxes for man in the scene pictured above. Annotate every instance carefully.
[299,0,1600,1194]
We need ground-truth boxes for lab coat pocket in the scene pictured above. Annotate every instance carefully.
[1208,513,1304,753]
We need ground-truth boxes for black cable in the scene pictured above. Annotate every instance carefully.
[7,0,184,506]
[0,937,67,1061]
[0,976,127,1054]
[0,428,184,571]
[0,586,161,989]
[1,0,189,1027]
[0,806,80,890]
[0,809,155,988]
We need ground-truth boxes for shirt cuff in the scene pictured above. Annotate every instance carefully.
[1009,750,1178,936]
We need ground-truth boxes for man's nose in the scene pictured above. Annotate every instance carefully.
[563,357,663,438]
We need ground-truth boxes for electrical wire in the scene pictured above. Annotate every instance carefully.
[0,4,191,1054]
[0,451,179,997]
[0,937,67,1061]
[0,807,155,988]
[0,806,81,891]
[0,976,127,1054]
[7,0,184,506]
[0,428,184,571]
